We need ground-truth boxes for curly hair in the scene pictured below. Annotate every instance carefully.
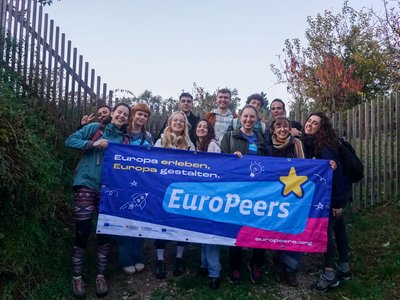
[195,119,215,151]
[304,112,338,151]
[162,111,190,149]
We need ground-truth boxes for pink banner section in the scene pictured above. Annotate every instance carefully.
[236,218,328,252]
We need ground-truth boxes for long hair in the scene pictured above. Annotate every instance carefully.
[162,111,190,149]
[195,119,215,151]
[304,112,338,151]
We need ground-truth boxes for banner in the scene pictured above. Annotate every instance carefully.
[97,143,333,252]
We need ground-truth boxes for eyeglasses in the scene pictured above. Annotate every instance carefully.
[274,125,289,130]
[180,99,193,103]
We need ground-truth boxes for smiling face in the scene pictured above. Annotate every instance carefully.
[97,106,111,122]
[248,99,263,112]
[170,112,186,135]
[111,104,130,128]
[179,96,193,115]
[304,115,322,135]
[270,100,285,119]
[132,110,149,129]
[240,107,257,131]
[216,92,231,111]
[196,120,208,139]
[273,118,291,140]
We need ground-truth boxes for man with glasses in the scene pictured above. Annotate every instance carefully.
[270,98,302,139]
[157,92,199,144]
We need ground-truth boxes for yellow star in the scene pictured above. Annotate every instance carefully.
[279,167,308,197]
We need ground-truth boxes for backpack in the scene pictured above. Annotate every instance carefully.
[91,123,130,144]
[338,138,363,183]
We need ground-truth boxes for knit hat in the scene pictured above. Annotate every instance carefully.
[132,103,151,116]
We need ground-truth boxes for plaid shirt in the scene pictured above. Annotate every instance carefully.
[212,109,234,144]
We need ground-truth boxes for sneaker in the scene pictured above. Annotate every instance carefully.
[134,263,145,273]
[229,270,242,285]
[199,267,209,277]
[173,258,185,276]
[285,271,299,287]
[247,261,263,284]
[95,275,108,298]
[311,270,340,292]
[209,277,220,290]
[72,276,86,298]
[336,268,352,280]
[155,260,166,279]
[123,265,136,275]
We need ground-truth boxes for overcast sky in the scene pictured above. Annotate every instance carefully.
[44,0,383,107]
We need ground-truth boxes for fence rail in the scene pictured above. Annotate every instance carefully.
[291,94,400,210]
[0,0,113,133]
[1,0,399,209]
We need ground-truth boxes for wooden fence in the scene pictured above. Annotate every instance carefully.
[1,0,399,209]
[0,0,116,134]
[290,94,400,210]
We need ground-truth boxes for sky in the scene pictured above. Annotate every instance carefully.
[44,0,384,106]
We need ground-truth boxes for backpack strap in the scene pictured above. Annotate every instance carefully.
[229,131,234,152]
[261,122,266,134]
[90,123,106,142]
[232,118,239,130]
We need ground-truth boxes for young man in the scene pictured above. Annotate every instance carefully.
[270,98,302,139]
[157,92,199,145]
[78,104,111,130]
[204,88,238,145]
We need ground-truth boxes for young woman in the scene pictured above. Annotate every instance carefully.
[153,111,195,279]
[65,103,130,298]
[195,119,222,289]
[301,112,352,293]
[265,116,305,286]
[118,103,154,276]
[155,111,195,150]
[220,105,266,285]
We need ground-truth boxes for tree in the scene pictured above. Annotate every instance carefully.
[192,82,241,113]
[271,1,399,113]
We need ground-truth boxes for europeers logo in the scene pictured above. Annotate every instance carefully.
[163,167,315,234]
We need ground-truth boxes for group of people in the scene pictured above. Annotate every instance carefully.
[65,89,352,298]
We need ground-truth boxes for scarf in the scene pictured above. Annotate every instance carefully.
[272,134,305,159]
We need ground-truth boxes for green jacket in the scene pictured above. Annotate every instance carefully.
[65,122,126,191]
[220,129,266,156]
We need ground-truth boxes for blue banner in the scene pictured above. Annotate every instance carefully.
[97,143,333,252]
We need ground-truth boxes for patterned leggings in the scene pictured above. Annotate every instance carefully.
[72,186,110,277]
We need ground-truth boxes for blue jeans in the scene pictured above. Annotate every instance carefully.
[117,236,144,268]
[278,251,303,272]
[201,244,221,278]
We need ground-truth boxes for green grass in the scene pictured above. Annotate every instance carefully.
[149,200,400,300]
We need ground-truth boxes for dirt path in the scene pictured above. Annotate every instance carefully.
[76,241,328,300]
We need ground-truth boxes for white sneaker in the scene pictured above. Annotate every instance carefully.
[123,266,136,275]
[135,263,145,272]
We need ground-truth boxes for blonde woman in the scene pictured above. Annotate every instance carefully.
[153,111,194,279]
[155,111,195,150]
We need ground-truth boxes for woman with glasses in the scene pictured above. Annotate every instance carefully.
[265,116,306,286]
